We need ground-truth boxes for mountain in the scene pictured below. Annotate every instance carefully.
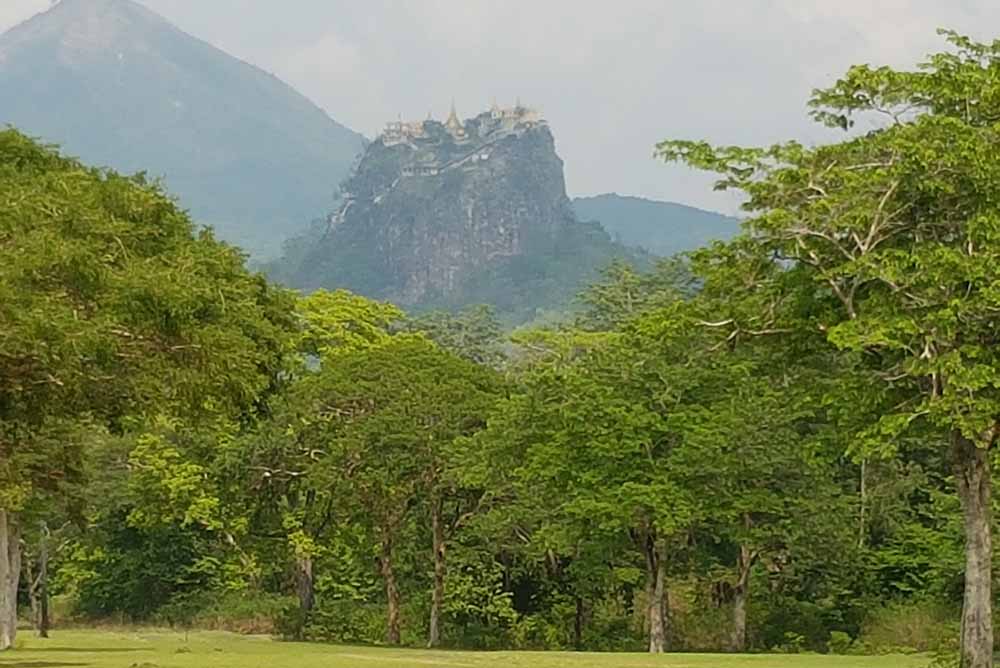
[0,0,365,257]
[269,105,645,323]
[572,194,739,257]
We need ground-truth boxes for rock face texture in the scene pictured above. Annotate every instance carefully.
[275,106,638,321]
[0,0,365,257]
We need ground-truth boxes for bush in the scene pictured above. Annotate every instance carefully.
[72,521,211,621]
[580,603,645,653]
[302,600,384,644]
[304,598,427,646]
[669,604,732,652]
[151,590,293,635]
[756,598,839,652]
[827,630,854,654]
[192,591,294,634]
[858,601,957,654]
[775,631,807,653]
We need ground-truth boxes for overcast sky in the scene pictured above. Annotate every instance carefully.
[3,0,1000,214]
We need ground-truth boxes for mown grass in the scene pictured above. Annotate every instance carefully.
[0,630,931,668]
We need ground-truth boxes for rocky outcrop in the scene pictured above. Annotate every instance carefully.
[275,107,640,321]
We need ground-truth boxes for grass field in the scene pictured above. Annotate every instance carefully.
[0,630,932,668]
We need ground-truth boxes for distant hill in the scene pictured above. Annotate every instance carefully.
[572,194,739,256]
[269,107,647,324]
[0,0,365,258]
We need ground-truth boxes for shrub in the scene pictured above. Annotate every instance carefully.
[191,591,294,634]
[151,590,293,635]
[858,601,956,654]
[776,632,807,654]
[669,604,732,652]
[303,598,427,646]
[756,598,839,652]
[301,600,385,644]
[827,630,854,654]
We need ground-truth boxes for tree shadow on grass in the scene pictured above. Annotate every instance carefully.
[0,662,91,668]
[14,649,144,653]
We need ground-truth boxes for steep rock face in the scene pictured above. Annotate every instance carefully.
[325,114,572,303]
[0,0,365,257]
[275,107,636,321]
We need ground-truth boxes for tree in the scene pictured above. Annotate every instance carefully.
[666,360,846,651]
[476,325,703,653]
[659,31,1000,667]
[231,289,402,624]
[297,289,403,359]
[576,257,696,332]
[0,130,295,649]
[406,305,506,368]
[293,336,499,645]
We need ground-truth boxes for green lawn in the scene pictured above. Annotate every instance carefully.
[0,630,930,668]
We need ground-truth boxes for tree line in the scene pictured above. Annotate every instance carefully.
[2,32,1000,667]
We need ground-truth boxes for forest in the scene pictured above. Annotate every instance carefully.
[3,31,1000,668]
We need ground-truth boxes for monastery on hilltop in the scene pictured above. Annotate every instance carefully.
[380,100,545,147]
[377,100,546,179]
[331,100,550,228]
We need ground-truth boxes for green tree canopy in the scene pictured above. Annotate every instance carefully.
[0,129,295,650]
[659,31,1000,667]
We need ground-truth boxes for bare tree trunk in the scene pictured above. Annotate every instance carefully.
[858,458,867,549]
[644,536,666,654]
[730,542,753,652]
[24,550,36,631]
[428,499,446,648]
[381,534,401,645]
[295,554,315,614]
[37,523,49,639]
[663,581,673,646]
[574,595,584,651]
[953,432,994,668]
[291,552,314,641]
[0,510,21,651]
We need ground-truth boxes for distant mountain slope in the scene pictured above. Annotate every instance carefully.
[572,194,739,256]
[0,0,365,257]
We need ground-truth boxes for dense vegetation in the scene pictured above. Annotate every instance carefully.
[4,31,1000,668]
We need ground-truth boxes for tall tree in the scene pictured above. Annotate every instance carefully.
[294,336,499,645]
[407,305,506,368]
[0,130,295,650]
[476,325,704,653]
[233,290,403,622]
[659,31,1000,667]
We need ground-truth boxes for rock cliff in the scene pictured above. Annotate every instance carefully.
[272,106,642,322]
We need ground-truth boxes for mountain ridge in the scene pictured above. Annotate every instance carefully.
[0,0,365,257]
[572,193,740,257]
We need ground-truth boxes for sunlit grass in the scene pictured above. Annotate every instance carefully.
[0,629,932,668]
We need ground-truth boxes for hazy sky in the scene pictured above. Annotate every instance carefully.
[3,0,1000,214]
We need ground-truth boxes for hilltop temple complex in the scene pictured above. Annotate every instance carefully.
[380,100,544,147]
[377,101,546,180]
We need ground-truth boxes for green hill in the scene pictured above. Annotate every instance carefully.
[0,0,365,258]
[572,193,739,256]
